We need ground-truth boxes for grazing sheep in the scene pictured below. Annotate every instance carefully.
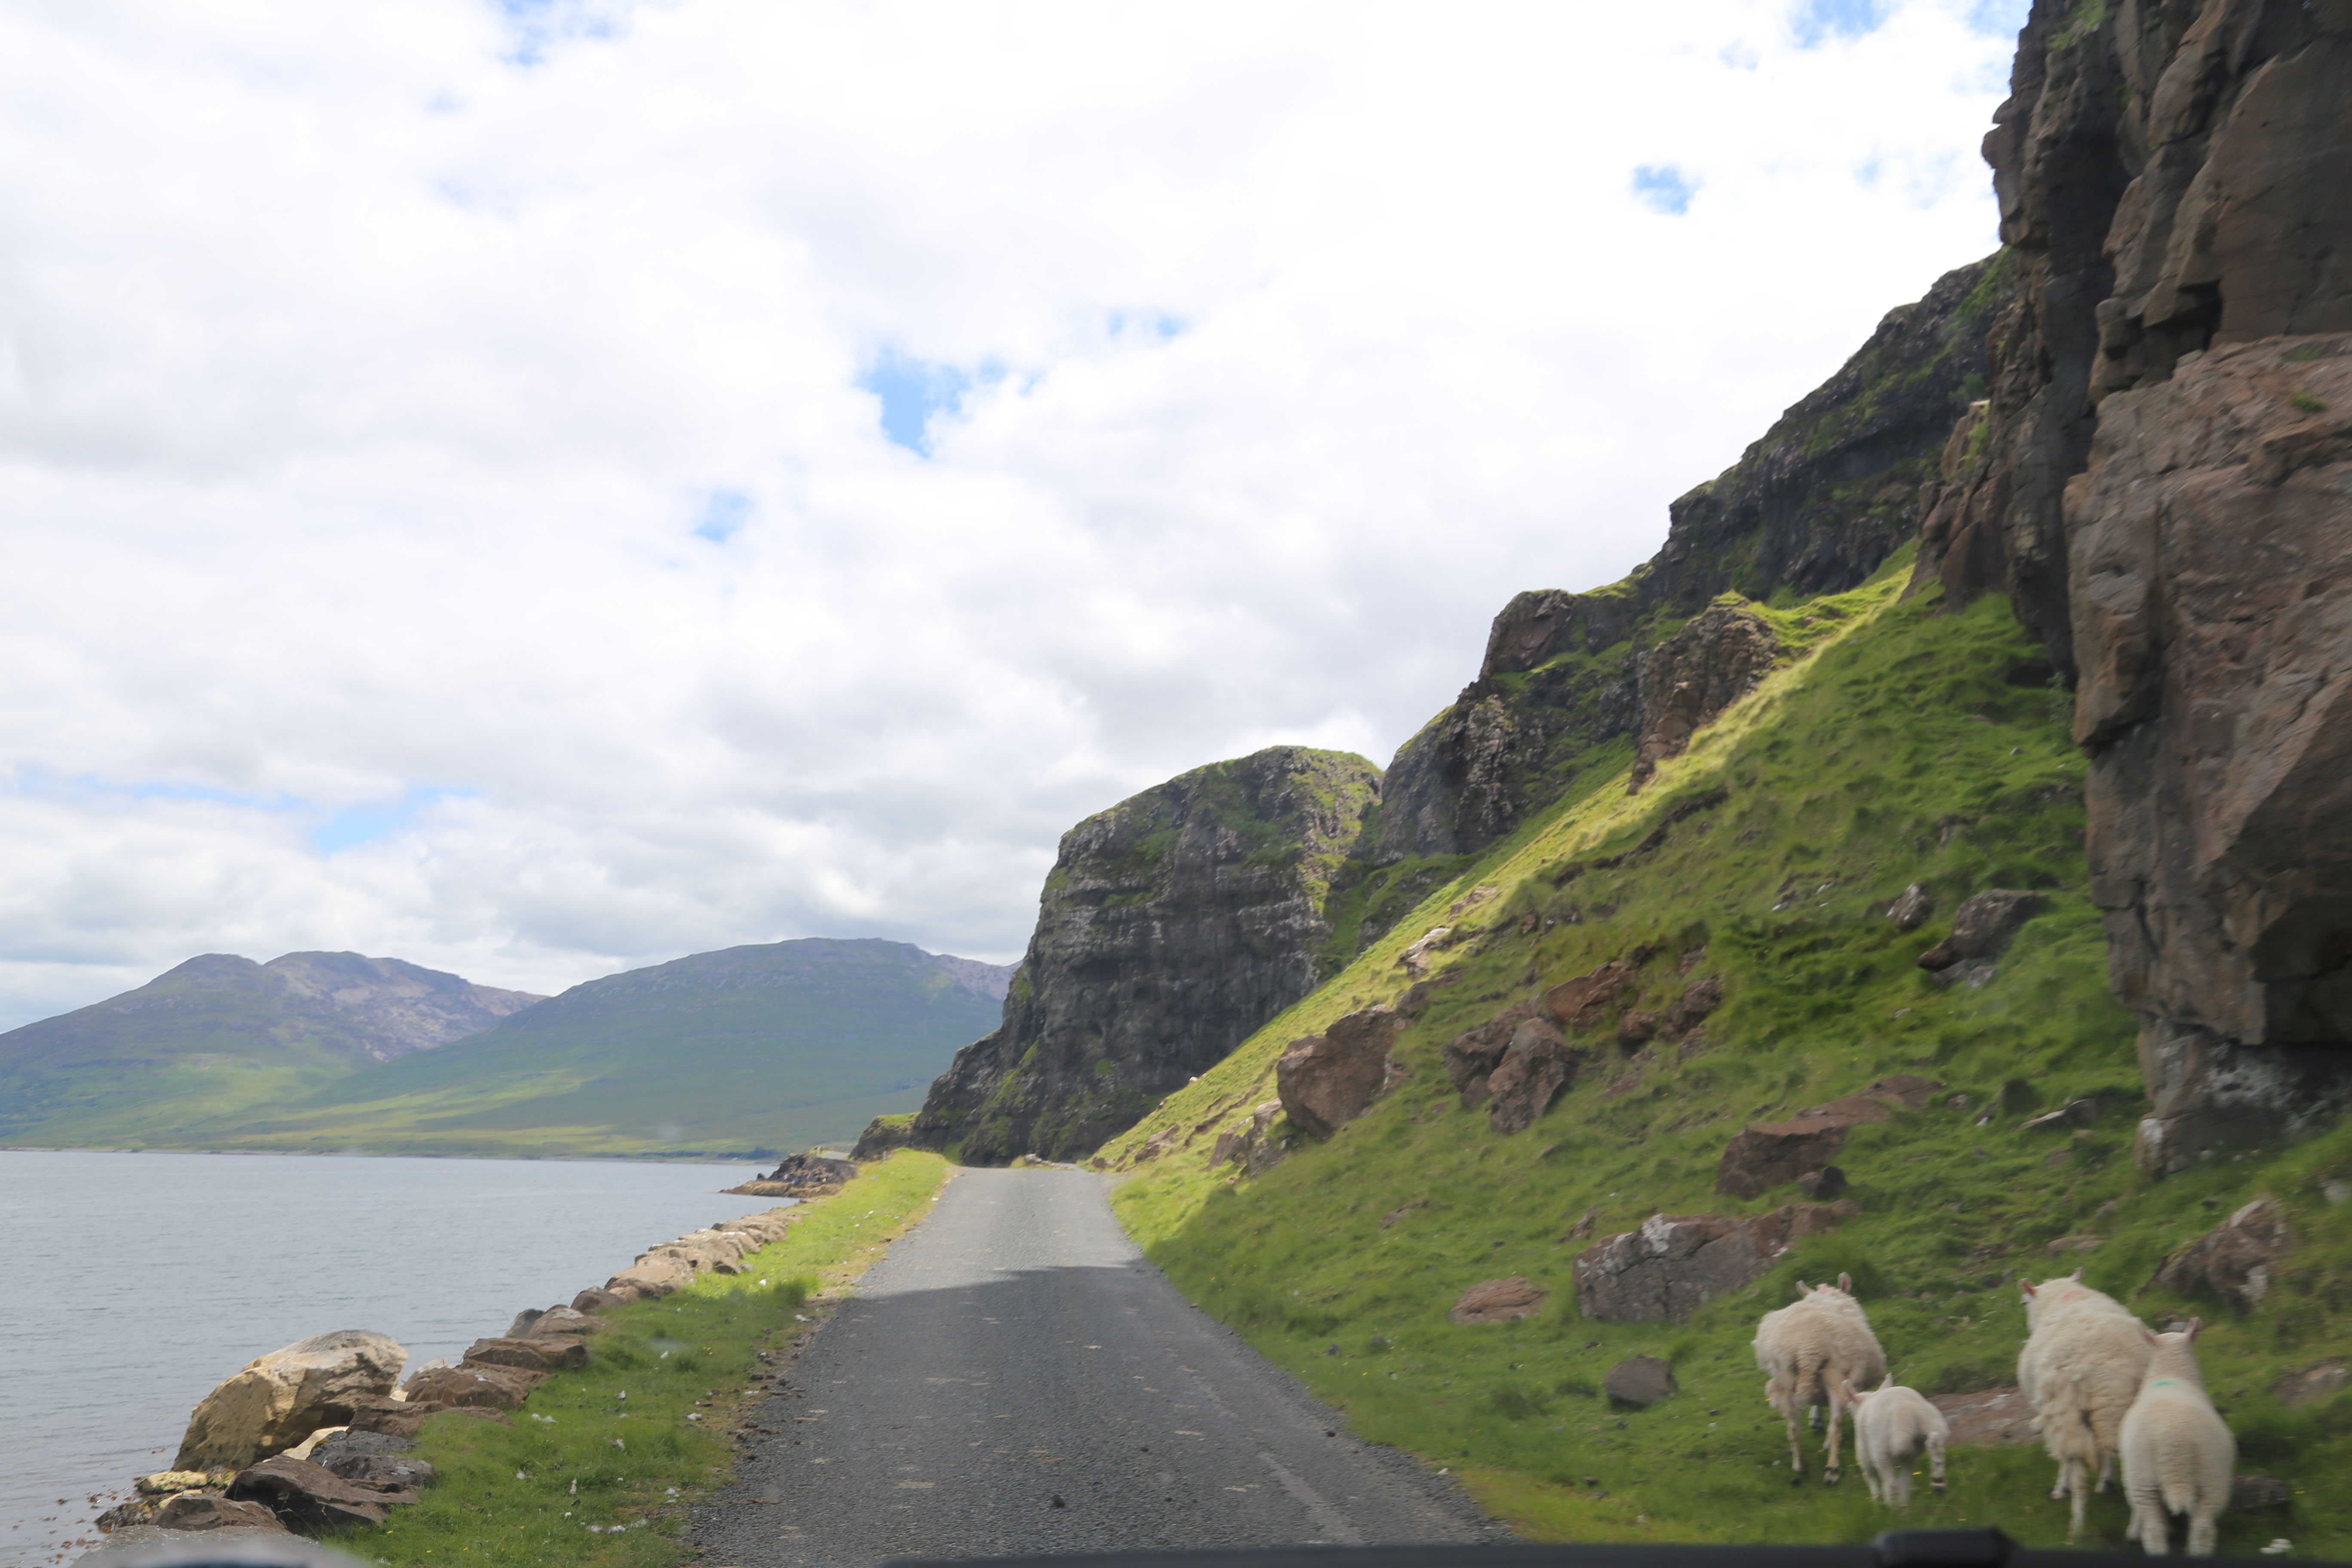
[2121,1320,2235,1556]
[1754,1274,1886,1484]
[1845,1376,1950,1508]
[2018,1270,2155,1540]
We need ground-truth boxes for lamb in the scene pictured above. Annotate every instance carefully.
[1844,1376,1950,1508]
[1753,1273,1885,1484]
[2120,1320,2235,1556]
[2018,1270,2155,1540]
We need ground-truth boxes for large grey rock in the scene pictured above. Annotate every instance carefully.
[1917,890,2046,982]
[1572,1202,1861,1322]
[1603,1356,1677,1407]
[227,1455,418,1531]
[172,1330,408,1472]
[906,747,1383,1163]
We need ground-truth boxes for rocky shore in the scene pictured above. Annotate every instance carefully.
[67,1191,822,1562]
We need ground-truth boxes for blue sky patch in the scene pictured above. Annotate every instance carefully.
[694,489,753,543]
[1793,0,1886,46]
[860,349,1000,456]
[1108,311,1185,341]
[313,787,470,855]
[1633,165,1697,216]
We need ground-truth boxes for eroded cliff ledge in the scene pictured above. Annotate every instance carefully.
[902,747,1381,1164]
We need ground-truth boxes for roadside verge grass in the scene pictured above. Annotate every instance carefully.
[339,1150,949,1567]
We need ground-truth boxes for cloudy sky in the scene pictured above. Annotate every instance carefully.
[0,0,2030,1027]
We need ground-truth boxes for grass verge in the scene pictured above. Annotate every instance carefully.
[336,1150,949,1567]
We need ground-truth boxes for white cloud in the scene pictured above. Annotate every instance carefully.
[0,0,2027,1027]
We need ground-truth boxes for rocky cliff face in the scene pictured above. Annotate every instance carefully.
[906,746,1381,1164]
[1914,0,2352,1168]
[1347,255,2011,946]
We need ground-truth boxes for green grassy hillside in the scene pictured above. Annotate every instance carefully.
[6,939,1007,1158]
[1104,560,2352,1553]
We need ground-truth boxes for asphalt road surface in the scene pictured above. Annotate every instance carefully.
[691,1167,1495,1567]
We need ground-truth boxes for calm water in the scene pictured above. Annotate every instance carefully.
[0,1148,780,1568]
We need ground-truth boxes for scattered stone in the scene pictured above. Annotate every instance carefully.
[1662,974,1723,1037]
[606,1257,693,1298]
[1617,1010,1660,1047]
[135,1473,213,1497]
[1208,1101,1287,1176]
[1277,1006,1406,1137]
[402,1364,544,1410]
[2273,1359,2349,1407]
[152,1493,287,1532]
[308,1430,413,1467]
[1796,1166,1848,1200]
[172,1329,409,1472]
[1929,1387,2037,1446]
[1130,1125,1180,1164]
[1887,883,1935,931]
[1449,1277,1549,1325]
[2151,1196,2293,1311]
[1566,1206,1598,1241]
[1442,1001,1542,1108]
[94,1501,153,1531]
[321,1453,435,1488]
[227,1455,418,1532]
[1486,1018,1590,1134]
[1395,974,1459,1018]
[1603,1356,1677,1406]
[1398,927,1454,980]
[1545,959,1644,1035]
[2233,1475,2295,1512]
[1714,1076,1937,1197]
[1917,889,2046,984]
[462,1338,589,1374]
[1572,1201,1861,1322]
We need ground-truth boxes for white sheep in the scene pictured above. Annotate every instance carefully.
[2121,1319,2235,1556]
[2018,1270,2155,1540]
[1754,1273,1886,1484]
[1844,1375,1950,1507]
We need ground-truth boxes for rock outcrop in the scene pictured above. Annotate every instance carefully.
[906,747,1381,1164]
[172,1330,408,1472]
[1572,1202,1861,1322]
[1916,889,2047,987]
[1482,1019,1588,1135]
[1354,254,2010,897]
[1276,1007,1405,1138]
[1715,1076,1939,1198]
[2150,1196,2294,1311]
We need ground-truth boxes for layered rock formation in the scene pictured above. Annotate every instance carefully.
[1350,254,2012,939]
[1910,0,2352,1167]
[905,747,1382,1164]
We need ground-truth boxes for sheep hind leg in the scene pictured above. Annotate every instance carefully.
[1784,1409,1807,1485]
[2126,1488,2171,1555]
[1927,1433,1947,1496]
[1823,1400,1846,1486]
[2065,1461,2091,1543]
[2186,1509,2217,1558]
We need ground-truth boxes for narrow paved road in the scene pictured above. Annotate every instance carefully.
[692,1168,1494,1566]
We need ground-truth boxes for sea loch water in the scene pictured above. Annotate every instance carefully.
[0,1148,779,1568]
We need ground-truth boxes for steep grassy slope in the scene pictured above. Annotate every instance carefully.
[1105,564,2352,1553]
[0,952,541,1146]
[10,940,1006,1158]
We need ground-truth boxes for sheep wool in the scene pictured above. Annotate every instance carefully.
[1753,1273,1886,1484]
[2018,1270,2155,1540]
[1847,1376,1950,1509]
[2121,1321,2235,1557]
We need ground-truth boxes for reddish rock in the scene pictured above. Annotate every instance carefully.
[2150,1196,2293,1311]
[1662,974,1723,1036]
[1628,605,1782,792]
[1544,960,1642,1035]
[1277,1006,1405,1137]
[1485,1019,1589,1134]
[1931,1387,2038,1446]
[228,1455,418,1531]
[461,1338,588,1374]
[1441,1001,1539,1107]
[152,1492,288,1532]
[1716,1076,1937,1197]
[343,1394,505,1441]
[401,1364,543,1410]
[1571,1201,1861,1322]
[1617,1010,1660,1047]
[1395,974,1459,1018]
[1449,1277,1549,1325]
[571,1288,631,1314]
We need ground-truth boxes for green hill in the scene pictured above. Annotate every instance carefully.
[2,939,1008,1158]
[0,950,542,1145]
[1100,566,2352,1553]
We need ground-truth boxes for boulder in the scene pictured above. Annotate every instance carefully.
[1603,1356,1676,1406]
[1627,604,1782,791]
[1544,959,1642,1035]
[1617,1011,1660,1047]
[2273,1358,2349,1407]
[151,1493,287,1532]
[1485,1019,1589,1135]
[522,1305,603,1338]
[1661,974,1722,1037]
[1398,927,1453,980]
[1917,890,2046,985]
[1448,1277,1549,1325]
[172,1329,408,1472]
[572,1287,633,1314]
[94,1501,153,1531]
[1930,1387,2037,1446]
[2150,1196,2293,1311]
[462,1337,588,1374]
[1394,974,1458,1017]
[1715,1076,1938,1197]
[1887,884,1934,932]
[1441,1001,1541,1107]
[400,1363,543,1409]
[308,1430,414,1467]
[2232,1475,2294,1512]
[1208,1100,1286,1176]
[227,1455,418,1532]
[322,1453,435,1489]
[1276,1006,1405,1137]
[134,1472,212,1497]
[607,1257,692,1298]
[1572,1201,1861,1322]
[1796,1166,1848,1200]
[344,1394,506,1442]
[278,1427,345,1462]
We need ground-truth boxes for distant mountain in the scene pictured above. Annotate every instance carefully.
[0,937,1010,1157]
[0,951,542,1143]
